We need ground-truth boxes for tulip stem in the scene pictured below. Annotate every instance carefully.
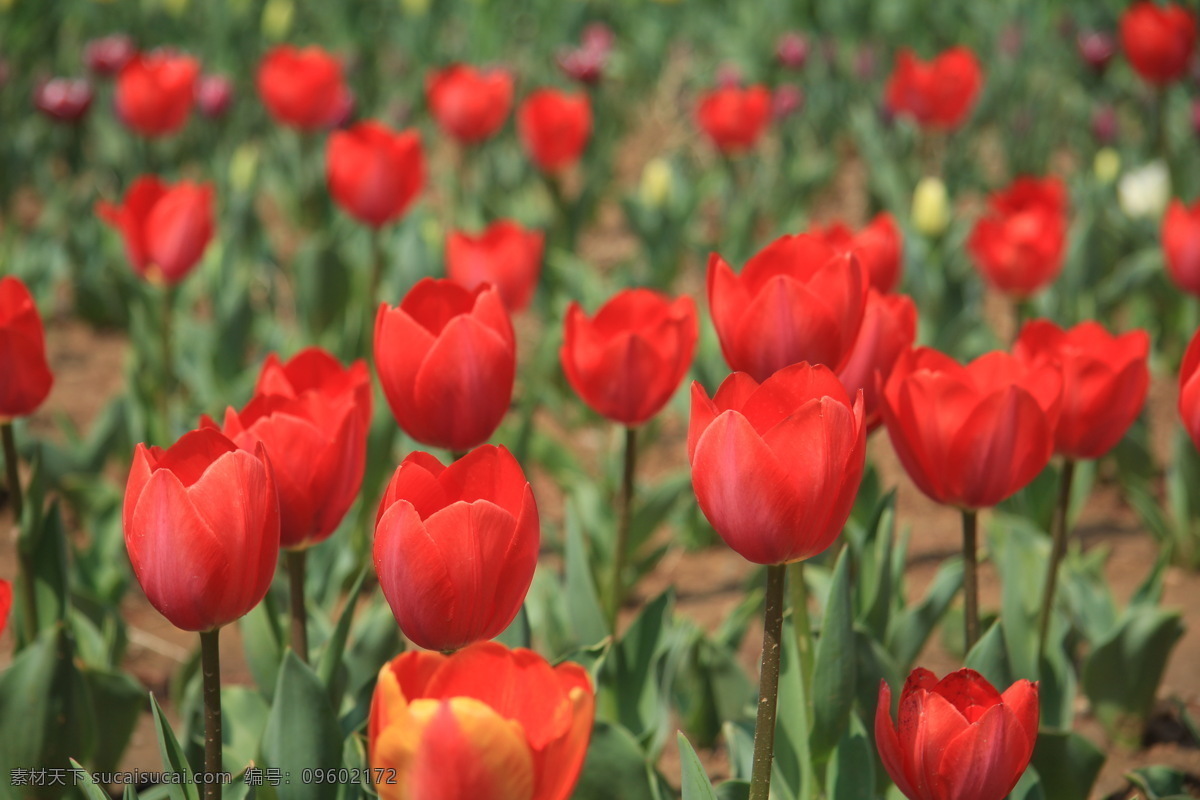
[1156,87,1169,160]
[962,509,980,653]
[748,564,786,800]
[787,561,815,720]
[199,628,224,800]
[160,284,176,439]
[363,231,386,359]
[2,421,36,640]
[607,426,638,634]
[287,549,309,664]
[1037,460,1076,660]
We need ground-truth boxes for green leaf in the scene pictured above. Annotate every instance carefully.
[810,547,855,761]
[69,759,112,800]
[84,668,146,773]
[989,520,1049,679]
[885,558,962,670]
[964,621,1015,690]
[824,713,875,800]
[316,567,368,701]
[565,497,610,647]
[261,652,344,800]
[857,490,897,639]
[677,732,719,800]
[714,781,750,800]
[598,591,674,754]
[150,694,200,800]
[1126,765,1190,799]
[241,595,284,700]
[494,603,532,650]
[1030,730,1105,800]
[572,722,658,800]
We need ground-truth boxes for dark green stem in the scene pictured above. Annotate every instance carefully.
[1037,460,1076,658]
[962,509,980,653]
[160,284,176,439]
[1156,87,1170,160]
[607,426,638,633]
[287,549,309,664]
[787,561,814,727]
[2,422,35,639]
[362,229,387,360]
[748,564,787,800]
[199,628,223,800]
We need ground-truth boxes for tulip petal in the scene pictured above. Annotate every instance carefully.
[933,703,1036,800]
[947,386,1052,508]
[406,699,536,800]
[874,681,921,800]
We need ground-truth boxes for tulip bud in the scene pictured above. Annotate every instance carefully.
[912,176,950,237]
[426,64,513,143]
[967,176,1069,298]
[776,33,810,70]
[517,90,592,173]
[34,77,93,123]
[327,121,424,228]
[446,221,544,313]
[638,158,675,209]
[1091,104,1118,144]
[695,85,772,153]
[1162,199,1200,295]
[257,45,350,130]
[196,74,234,118]
[229,143,260,192]
[1094,148,1121,183]
[398,0,431,15]
[1077,30,1116,72]
[876,669,1038,800]
[84,34,135,76]
[772,85,804,120]
[97,176,215,285]
[1118,160,1171,219]
[261,0,294,39]
[115,51,199,137]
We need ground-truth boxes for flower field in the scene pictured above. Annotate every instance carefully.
[2,1,1200,799]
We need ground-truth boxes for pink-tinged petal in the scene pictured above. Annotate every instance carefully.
[690,410,806,564]
[932,702,1036,800]
[122,443,155,537]
[127,470,227,631]
[875,681,921,800]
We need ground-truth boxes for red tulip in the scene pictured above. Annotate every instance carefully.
[695,85,772,154]
[257,45,350,130]
[115,51,199,137]
[374,446,538,651]
[446,220,544,312]
[375,279,515,451]
[0,277,54,421]
[204,349,371,550]
[34,77,93,123]
[812,212,904,293]
[0,579,10,639]
[876,668,1038,800]
[97,176,215,285]
[708,234,868,381]
[884,47,983,130]
[1120,2,1196,85]
[369,642,594,800]
[517,89,592,173]
[254,347,373,431]
[196,74,234,119]
[561,290,698,427]
[123,428,280,632]
[1014,321,1150,460]
[426,64,513,144]
[1178,327,1200,451]
[85,35,135,76]
[837,290,917,432]
[688,363,866,565]
[327,121,425,228]
[1163,199,1200,296]
[967,176,1068,297]
[881,348,1062,509]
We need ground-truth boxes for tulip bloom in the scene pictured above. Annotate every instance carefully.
[688,363,866,565]
[0,277,54,421]
[115,51,199,137]
[561,290,697,427]
[84,34,135,76]
[257,45,350,130]
[695,85,772,154]
[876,668,1038,800]
[517,89,592,172]
[375,279,515,451]
[255,347,373,429]
[1163,199,1200,296]
[97,176,215,285]
[1014,321,1149,461]
[369,642,594,800]
[327,121,425,228]
[123,429,280,632]
[374,446,538,651]
[967,177,1068,297]
[708,234,868,380]
[426,64,513,144]
[34,78,93,123]
[885,47,983,130]
[1179,328,1200,451]
[881,348,1062,509]
[205,350,371,550]
[1120,2,1196,85]
[837,290,917,432]
[446,221,544,312]
[196,75,234,119]
[812,212,904,293]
